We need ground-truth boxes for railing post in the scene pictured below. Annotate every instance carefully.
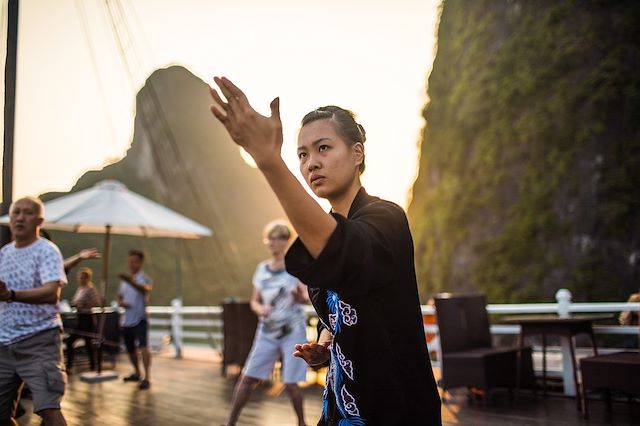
[555,288,576,395]
[556,288,572,318]
[171,298,183,359]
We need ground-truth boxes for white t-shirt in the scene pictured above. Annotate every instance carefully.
[0,238,67,345]
[253,261,305,338]
[119,270,151,328]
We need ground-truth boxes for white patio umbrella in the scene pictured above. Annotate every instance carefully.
[26,178,212,237]
[0,179,212,378]
[0,179,212,292]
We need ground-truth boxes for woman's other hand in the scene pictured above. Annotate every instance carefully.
[209,76,283,168]
[293,342,331,367]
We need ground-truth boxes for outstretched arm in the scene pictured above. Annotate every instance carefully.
[64,247,101,271]
[209,77,336,258]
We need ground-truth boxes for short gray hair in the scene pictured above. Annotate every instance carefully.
[10,197,45,219]
[263,220,292,241]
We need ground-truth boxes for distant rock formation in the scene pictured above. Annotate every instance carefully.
[408,1,640,302]
[45,66,285,305]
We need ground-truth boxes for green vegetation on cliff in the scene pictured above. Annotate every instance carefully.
[409,0,640,302]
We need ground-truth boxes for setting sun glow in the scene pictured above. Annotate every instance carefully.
[3,0,439,208]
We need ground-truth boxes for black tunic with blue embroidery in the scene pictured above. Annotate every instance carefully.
[285,188,442,426]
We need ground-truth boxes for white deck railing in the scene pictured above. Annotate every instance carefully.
[147,290,639,356]
[144,290,638,396]
[420,302,640,336]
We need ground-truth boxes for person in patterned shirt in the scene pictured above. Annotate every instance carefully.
[209,79,442,425]
[0,197,69,426]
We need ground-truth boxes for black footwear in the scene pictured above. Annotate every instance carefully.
[138,379,150,390]
[123,373,141,382]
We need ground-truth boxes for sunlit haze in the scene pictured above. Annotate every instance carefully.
[3,0,440,209]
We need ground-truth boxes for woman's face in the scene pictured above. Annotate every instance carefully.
[265,232,288,256]
[297,119,362,200]
[77,272,90,286]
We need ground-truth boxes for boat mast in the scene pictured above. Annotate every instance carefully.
[1,0,18,246]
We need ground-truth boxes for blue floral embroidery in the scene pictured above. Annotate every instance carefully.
[322,379,330,420]
[327,291,342,334]
[338,419,365,426]
[322,290,366,425]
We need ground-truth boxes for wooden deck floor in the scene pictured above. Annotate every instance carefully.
[15,349,640,426]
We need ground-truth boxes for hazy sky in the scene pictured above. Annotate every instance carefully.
[3,0,440,208]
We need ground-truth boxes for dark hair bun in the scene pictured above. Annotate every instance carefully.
[356,123,366,143]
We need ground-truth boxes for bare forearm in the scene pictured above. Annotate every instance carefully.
[15,284,61,304]
[260,158,336,258]
[63,255,82,271]
[318,328,333,346]
[127,280,150,294]
[250,299,263,316]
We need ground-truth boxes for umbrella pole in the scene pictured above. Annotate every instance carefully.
[102,225,112,303]
[175,238,182,300]
[95,225,112,375]
[79,225,118,383]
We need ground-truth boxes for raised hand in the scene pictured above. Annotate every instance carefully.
[208,77,283,168]
[78,248,101,260]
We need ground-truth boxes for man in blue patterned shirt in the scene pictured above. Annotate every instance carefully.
[0,197,68,426]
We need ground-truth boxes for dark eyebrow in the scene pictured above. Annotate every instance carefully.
[297,137,333,152]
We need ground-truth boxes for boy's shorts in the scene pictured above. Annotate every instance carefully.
[244,325,308,384]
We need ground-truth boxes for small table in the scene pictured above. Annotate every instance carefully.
[501,314,611,408]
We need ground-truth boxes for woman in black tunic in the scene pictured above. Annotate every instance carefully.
[209,77,441,426]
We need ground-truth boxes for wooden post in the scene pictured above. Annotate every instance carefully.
[96,225,112,374]
[101,225,112,305]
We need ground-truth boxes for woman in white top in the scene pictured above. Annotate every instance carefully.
[225,220,309,426]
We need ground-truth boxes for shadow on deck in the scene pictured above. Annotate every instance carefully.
[16,349,640,426]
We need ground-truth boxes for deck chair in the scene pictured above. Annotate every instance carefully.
[580,351,640,418]
[221,301,258,376]
[96,310,121,370]
[434,294,535,400]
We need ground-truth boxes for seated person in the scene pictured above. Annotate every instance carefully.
[619,292,640,326]
[65,267,100,372]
